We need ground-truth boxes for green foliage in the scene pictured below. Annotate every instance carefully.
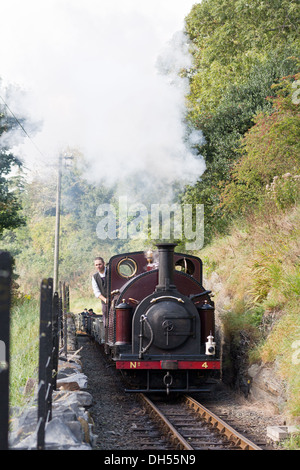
[282,431,300,450]
[0,85,29,234]
[185,0,299,115]
[221,74,300,215]
[200,204,300,418]
[267,174,300,210]
[181,57,299,240]
[1,153,124,301]
[182,0,300,240]
[260,309,300,418]
[0,152,25,234]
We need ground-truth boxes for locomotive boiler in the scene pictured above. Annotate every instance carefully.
[90,243,220,393]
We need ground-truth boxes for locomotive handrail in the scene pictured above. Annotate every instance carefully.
[110,289,120,296]
[150,296,185,304]
[189,290,211,301]
[139,314,154,359]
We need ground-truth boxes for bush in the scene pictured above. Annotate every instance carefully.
[221,73,300,216]
[267,173,300,209]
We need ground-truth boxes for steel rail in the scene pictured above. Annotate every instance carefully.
[140,394,193,450]
[184,395,262,450]
[140,393,262,451]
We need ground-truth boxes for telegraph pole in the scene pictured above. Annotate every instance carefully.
[53,153,73,293]
[53,154,62,293]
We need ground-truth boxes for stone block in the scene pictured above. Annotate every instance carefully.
[56,372,88,389]
[267,425,299,441]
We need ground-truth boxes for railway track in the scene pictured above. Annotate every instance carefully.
[78,336,274,451]
[140,394,262,450]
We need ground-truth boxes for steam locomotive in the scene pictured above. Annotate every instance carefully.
[87,243,220,394]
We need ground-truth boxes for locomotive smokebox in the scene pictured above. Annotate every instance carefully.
[156,242,177,291]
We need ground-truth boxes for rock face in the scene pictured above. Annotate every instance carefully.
[248,363,287,411]
[204,271,287,412]
[9,314,97,450]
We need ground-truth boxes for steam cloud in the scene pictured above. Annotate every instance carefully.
[0,1,204,202]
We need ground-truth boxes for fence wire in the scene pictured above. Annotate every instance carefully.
[0,251,70,450]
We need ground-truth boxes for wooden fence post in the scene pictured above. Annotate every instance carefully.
[37,278,53,450]
[0,269,69,450]
[52,291,59,391]
[62,282,68,356]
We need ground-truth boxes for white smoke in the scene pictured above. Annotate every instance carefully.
[0,0,204,200]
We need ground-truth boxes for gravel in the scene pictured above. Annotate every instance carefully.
[78,335,284,450]
[77,336,169,450]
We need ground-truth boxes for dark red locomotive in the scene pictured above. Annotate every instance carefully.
[102,243,220,394]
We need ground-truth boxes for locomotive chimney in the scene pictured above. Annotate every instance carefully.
[156,242,177,291]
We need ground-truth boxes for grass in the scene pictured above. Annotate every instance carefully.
[10,297,40,408]
[281,430,300,450]
[70,289,104,315]
[9,287,101,409]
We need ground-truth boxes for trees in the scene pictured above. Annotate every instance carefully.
[1,153,117,294]
[0,152,25,234]
[221,73,300,214]
[185,0,299,116]
[0,89,26,234]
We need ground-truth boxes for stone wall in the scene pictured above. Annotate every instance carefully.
[9,313,97,450]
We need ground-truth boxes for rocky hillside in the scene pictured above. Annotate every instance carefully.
[200,204,300,421]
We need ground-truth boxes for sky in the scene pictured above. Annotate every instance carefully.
[0,0,204,201]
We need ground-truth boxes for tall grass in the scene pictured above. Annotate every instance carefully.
[9,288,100,409]
[10,297,40,407]
[200,203,300,420]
